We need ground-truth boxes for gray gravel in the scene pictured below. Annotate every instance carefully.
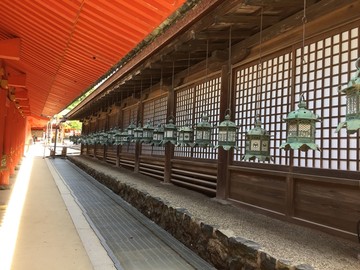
[73,156,360,270]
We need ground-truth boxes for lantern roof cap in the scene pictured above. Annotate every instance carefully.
[284,95,319,121]
[339,58,360,93]
[196,114,211,128]
[143,119,154,129]
[247,116,269,136]
[164,117,177,129]
[128,121,136,129]
[154,123,164,132]
[219,113,237,127]
[178,124,193,132]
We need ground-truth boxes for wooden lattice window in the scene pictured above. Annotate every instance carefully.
[141,94,167,156]
[174,74,221,159]
[121,105,138,154]
[293,26,359,171]
[108,112,118,129]
[234,51,292,165]
[234,23,359,171]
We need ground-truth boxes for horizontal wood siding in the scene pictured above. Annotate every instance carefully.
[171,159,217,196]
[294,179,360,234]
[106,145,117,165]
[87,145,94,157]
[95,145,104,159]
[229,169,287,214]
[139,156,164,180]
[119,153,135,170]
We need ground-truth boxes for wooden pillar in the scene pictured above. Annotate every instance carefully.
[134,101,143,173]
[0,90,7,186]
[164,84,175,183]
[216,65,231,199]
[1,98,13,186]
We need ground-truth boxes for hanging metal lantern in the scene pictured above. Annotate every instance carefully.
[243,115,271,161]
[120,129,130,145]
[107,128,116,145]
[92,132,99,144]
[133,123,143,142]
[141,120,154,144]
[194,114,212,148]
[152,124,164,146]
[84,134,90,145]
[336,58,360,134]
[127,121,136,140]
[162,116,177,145]
[280,94,320,151]
[214,110,238,151]
[177,122,194,147]
[99,130,108,145]
[113,128,122,145]
[89,133,96,145]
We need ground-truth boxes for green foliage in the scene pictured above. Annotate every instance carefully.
[62,120,82,131]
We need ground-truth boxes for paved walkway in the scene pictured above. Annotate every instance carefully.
[0,144,214,270]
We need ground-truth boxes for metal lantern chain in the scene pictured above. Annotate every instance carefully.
[280,0,320,152]
[243,7,271,161]
[215,26,238,151]
[162,60,177,145]
[194,39,212,148]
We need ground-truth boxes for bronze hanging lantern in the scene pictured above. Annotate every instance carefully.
[162,116,177,145]
[113,128,122,145]
[280,94,320,151]
[243,115,271,161]
[152,123,164,146]
[214,110,238,151]
[194,114,212,148]
[120,129,130,145]
[133,123,143,142]
[336,58,360,134]
[127,121,136,140]
[107,128,116,145]
[141,120,154,144]
[93,132,99,144]
[177,122,194,147]
[89,133,96,145]
[99,130,108,145]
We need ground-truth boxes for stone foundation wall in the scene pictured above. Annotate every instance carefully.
[68,157,314,270]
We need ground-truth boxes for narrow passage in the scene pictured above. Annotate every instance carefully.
[50,158,214,270]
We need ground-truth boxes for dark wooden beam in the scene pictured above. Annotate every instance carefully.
[192,29,253,40]
[215,14,280,25]
[233,0,360,52]
[243,0,314,7]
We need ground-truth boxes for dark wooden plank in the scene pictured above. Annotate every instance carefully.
[229,172,286,213]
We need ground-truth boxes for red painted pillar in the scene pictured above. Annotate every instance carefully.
[0,95,11,187]
[0,90,7,187]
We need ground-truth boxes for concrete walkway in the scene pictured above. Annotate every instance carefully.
[0,145,114,270]
[0,144,213,270]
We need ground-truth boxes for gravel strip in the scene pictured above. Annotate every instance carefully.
[72,156,360,270]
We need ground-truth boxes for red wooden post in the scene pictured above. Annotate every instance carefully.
[0,90,7,187]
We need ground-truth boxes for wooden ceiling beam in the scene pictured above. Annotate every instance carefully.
[243,0,312,7]
[215,14,280,25]
[192,29,253,40]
